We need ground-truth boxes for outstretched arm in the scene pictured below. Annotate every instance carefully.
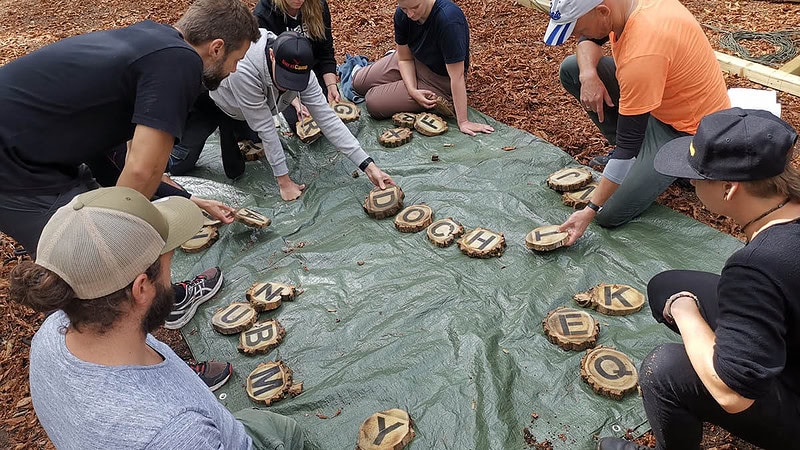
[445,61,493,136]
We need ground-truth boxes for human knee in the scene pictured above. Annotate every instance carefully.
[559,55,580,90]
[639,343,692,395]
[594,208,634,228]
[363,91,391,120]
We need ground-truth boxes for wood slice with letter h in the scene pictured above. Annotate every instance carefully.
[580,346,638,400]
[363,185,405,219]
[238,319,286,355]
[246,361,293,406]
[379,127,413,148]
[392,112,417,129]
[414,112,448,136]
[394,204,433,232]
[458,227,506,258]
[235,208,271,228]
[211,302,258,335]
[330,100,360,123]
[246,281,296,312]
[547,167,593,192]
[426,218,465,247]
[180,226,219,253]
[562,182,598,209]
[296,116,322,144]
[542,307,599,351]
[525,225,569,252]
[356,409,415,450]
[574,283,645,316]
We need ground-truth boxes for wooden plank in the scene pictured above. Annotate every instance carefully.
[716,51,800,97]
[779,53,800,76]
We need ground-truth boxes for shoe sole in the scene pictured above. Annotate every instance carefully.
[207,367,232,392]
[163,273,224,330]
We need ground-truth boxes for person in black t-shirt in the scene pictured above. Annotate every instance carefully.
[598,108,800,450]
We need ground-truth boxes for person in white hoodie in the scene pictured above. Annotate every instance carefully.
[211,30,394,200]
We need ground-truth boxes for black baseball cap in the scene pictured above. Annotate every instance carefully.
[271,31,314,91]
[654,108,797,181]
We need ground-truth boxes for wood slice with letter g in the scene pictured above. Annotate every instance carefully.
[392,112,417,129]
[180,226,219,253]
[378,127,413,148]
[356,408,415,450]
[574,283,645,316]
[238,319,286,355]
[414,112,448,136]
[235,208,271,228]
[426,218,465,247]
[458,227,506,258]
[246,361,293,406]
[246,281,296,312]
[580,346,638,400]
[542,307,599,351]
[562,182,598,209]
[363,185,405,219]
[525,225,569,252]
[296,116,322,144]
[394,204,433,232]
[330,100,360,123]
[547,167,593,192]
[211,302,258,335]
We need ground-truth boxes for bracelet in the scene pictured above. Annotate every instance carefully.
[585,200,603,213]
[326,83,337,88]
[359,157,374,172]
[663,291,700,324]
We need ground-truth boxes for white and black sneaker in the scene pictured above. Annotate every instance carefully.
[164,267,223,330]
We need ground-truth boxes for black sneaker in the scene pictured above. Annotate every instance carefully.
[596,437,651,450]
[589,148,617,169]
[188,361,233,392]
[164,267,223,330]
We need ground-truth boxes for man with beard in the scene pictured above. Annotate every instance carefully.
[8,187,303,449]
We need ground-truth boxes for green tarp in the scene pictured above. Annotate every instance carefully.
[171,107,742,449]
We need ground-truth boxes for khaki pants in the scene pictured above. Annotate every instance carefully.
[234,408,304,450]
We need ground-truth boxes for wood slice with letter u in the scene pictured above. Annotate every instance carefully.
[211,302,258,335]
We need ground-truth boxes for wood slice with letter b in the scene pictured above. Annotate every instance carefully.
[235,208,271,228]
[542,307,599,351]
[211,302,258,335]
[246,282,296,312]
[426,218,465,247]
[547,167,593,192]
[562,182,598,209]
[363,185,405,219]
[246,361,293,406]
[356,409,415,450]
[378,128,413,148]
[296,116,321,144]
[394,204,433,232]
[525,225,569,252]
[330,100,360,123]
[580,346,638,400]
[414,112,448,136]
[574,283,645,316]
[238,319,286,355]
[180,226,219,253]
[392,112,417,129]
[458,228,506,258]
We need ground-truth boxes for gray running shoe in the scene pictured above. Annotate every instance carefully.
[188,360,233,392]
[164,267,223,330]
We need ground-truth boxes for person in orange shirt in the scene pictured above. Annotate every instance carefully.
[543,0,730,245]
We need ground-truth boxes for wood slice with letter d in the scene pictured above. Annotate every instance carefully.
[525,225,569,252]
[246,361,293,406]
[542,307,599,351]
[426,218,465,247]
[392,112,417,129]
[378,127,413,148]
[330,100,360,122]
[547,167,593,192]
[356,408,415,450]
[363,185,404,219]
[296,116,321,144]
[238,319,286,355]
[574,283,645,316]
[246,281,296,312]
[211,302,258,335]
[394,204,433,232]
[580,346,638,400]
[458,227,506,258]
[180,226,219,253]
[414,112,448,136]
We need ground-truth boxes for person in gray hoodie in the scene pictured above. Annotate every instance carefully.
[211,30,394,200]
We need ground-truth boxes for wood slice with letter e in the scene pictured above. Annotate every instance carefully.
[414,112,448,136]
[239,140,265,161]
[525,225,569,252]
[180,226,219,253]
[235,208,271,228]
[580,346,638,400]
[296,116,321,144]
[458,227,506,258]
[363,185,405,219]
[574,283,645,316]
[246,281,296,312]
[392,112,417,129]
[356,408,415,450]
[378,127,413,148]
[246,361,293,406]
[211,302,258,335]
[238,319,286,355]
[330,100,360,123]
[547,167,593,192]
[426,218,465,247]
[542,307,599,351]
[394,204,433,232]
[562,182,598,209]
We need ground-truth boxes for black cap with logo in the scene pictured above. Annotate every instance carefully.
[271,31,315,92]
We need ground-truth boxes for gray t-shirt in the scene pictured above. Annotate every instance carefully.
[29,311,252,449]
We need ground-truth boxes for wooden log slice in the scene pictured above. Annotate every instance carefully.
[426,218,465,247]
[239,140,265,161]
[525,225,569,252]
[458,228,506,258]
[238,319,286,355]
[202,211,222,227]
[378,127,413,148]
[542,307,599,351]
[547,167,594,192]
[246,361,293,406]
[296,116,322,144]
[356,408,416,450]
[392,112,417,129]
[235,208,272,228]
[562,182,598,209]
[363,185,405,219]
[246,281,296,312]
[211,302,258,335]
[580,346,639,400]
[574,283,645,316]
[414,112,448,137]
[394,204,433,232]
[180,226,219,253]
[431,96,455,118]
[287,381,303,397]
[330,100,360,123]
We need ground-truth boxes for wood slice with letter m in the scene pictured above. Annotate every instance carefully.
[379,127,413,148]
[246,281,296,312]
[542,307,599,351]
[356,408,416,450]
[392,112,417,129]
[180,226,218,253]
[211,302,258,335]
[574,283,645,316]
[580,346,638,400]
[363,185,405,219]
[525,225,569,252]
[547,167,593,192]
[394,204,433,232]
[426,217,465,247]
[330,100,360,123]
[238,319,286,355]
[414,112,448,136]
[296,116,322,144]
[458,227,506,258]
[246,361,293,406]
[235,208,271,228]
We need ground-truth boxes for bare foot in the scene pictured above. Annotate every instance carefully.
[279,181,306,201]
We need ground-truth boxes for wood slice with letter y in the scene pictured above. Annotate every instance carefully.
[580,346,638,400]
[573,283,645,316]
[363,185,405,219]
[246,361,293,406]
[211,302,258,335]
[356,409,415,450]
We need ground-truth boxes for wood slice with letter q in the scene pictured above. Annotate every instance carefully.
[414,112,448,136]
[363,185,405,219]
[356,409,415,450]
[238,319,286,355]
[246,281,296,312]
[296,116,322,144]
[458,228,506,258]
[394,204,433,232]
[562,182,598,209]
[525,225,569,252]
[426,218,465,247]
[392,112,417,129]
[239,140,265,161]
[330,100,360,123]
[246,361,293,406]
[378,127,413,148]
[235,208,271,228]
[574,283,645,316]
[547,167,593,192]
[542,307,599,351]
[580,346,638,400]
[211,302,258,335]
[180,226,219,253]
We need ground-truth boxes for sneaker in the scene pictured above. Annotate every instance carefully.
[431,96,455,118]
[189,361,233,392]
[588,148,617,169]
[596,437,651,450]
[164,267,224,330]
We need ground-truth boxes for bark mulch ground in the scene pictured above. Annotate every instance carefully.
[1,0,798,448]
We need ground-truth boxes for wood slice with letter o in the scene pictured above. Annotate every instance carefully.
[542,307,599,351]
[296,116,322,144]
[525,225,569,252]
[414,112,448,136]
[580,346,638,400]
[458,227,506,258]
[238,319,286,355]
[392,112,417,129]
[246,361,293,406]
[547,167,593,192]
[235,208,272,228]
[239,141,265,161]
[426,218,465,247]
[562,182,598,209]
[211,302,258,335]
[574,283,645,316]
[378,127,413,148]
[330,100,360,123]
[180,226,219,253]
[394,204,433,232]
[356,408,415,450]
[246,281,296,312]
[363,185,405,219]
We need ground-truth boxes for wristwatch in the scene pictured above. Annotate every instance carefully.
[359,157,374,172]
[585,201,603,213]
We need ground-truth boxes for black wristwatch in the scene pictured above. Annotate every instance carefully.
[359,157,374,172]
[585,201,603,213]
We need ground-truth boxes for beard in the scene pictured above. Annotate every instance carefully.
[202,57,227,91]
[141,279,175,333]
